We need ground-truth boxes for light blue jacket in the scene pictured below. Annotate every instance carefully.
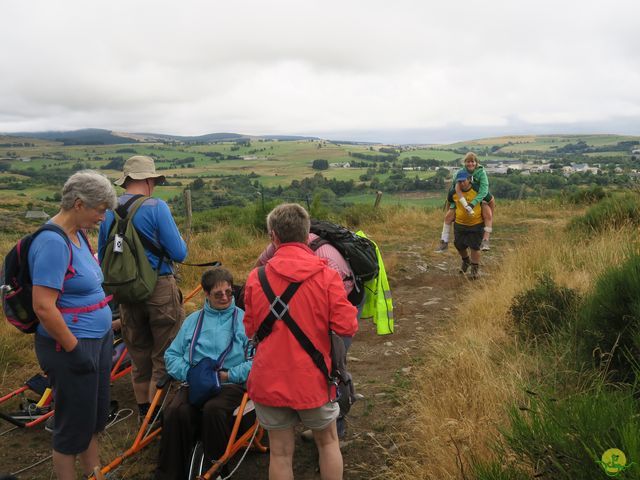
[165,299,252,384]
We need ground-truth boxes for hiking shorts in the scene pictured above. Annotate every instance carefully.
[482,193,494,204]
[454,223,484,252]
[254,401,339,431]
[35,330,113,455]
[119,275,184,385]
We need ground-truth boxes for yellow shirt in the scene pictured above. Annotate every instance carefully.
[453,187,483,227]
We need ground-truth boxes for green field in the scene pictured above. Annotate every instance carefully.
[0,133,638,210]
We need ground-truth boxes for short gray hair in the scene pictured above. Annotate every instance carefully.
[60,170,118,211]
[266,203,310,244]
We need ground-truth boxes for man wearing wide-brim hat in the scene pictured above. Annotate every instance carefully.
[98,155,187,419]
[113,155,166,187]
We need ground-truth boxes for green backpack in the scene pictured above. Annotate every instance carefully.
[101,195,163,304]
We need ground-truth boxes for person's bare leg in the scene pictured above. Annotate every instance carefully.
[313,421,343,480]
[132,379,150,404]
[444,208,455,225]
[52,450,77,480]
[267,428,295,480]
[78,435,100,476]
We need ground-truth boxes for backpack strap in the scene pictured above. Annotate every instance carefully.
[189,307,238,367]
[114,196,219,268]
[308,237,330,251]
[36,224,75,281]
[255,266,331,382]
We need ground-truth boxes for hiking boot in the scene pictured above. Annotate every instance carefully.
[480,239,490,251]
[460,258,471,274]
[435,240,448,253]
[469,264,479,279]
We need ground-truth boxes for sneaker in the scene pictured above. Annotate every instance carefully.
[44,415,54,433]
[480,239,490,251]
[435,240,449,253]
[460,259,471,274]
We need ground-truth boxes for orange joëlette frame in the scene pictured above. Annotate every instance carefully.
[91,283,267,478]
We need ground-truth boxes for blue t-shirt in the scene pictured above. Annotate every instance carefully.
[29,229,112,339]
[98,195,187,276]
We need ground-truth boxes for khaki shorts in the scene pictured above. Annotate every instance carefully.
[254,401,339,431]
[120,275,184,385]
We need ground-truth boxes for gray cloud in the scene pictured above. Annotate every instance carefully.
[1,0,639,143]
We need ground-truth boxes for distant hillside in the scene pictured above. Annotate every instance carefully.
[7,128,135,145]
[2,129,321,145]
[133,132,320,143]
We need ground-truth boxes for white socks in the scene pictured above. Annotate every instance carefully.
[441,222,451,242]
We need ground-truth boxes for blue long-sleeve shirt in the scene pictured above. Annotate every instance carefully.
[165,300,252,384]
[98,195,187,275]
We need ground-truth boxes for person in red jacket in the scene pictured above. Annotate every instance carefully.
[243,203,358,480]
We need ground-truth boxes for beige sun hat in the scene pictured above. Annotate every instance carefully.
[114,155,166,186]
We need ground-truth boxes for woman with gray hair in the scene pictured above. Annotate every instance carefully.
[30,170,117,479]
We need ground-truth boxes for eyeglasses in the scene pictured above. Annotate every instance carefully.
[211,288,233,300]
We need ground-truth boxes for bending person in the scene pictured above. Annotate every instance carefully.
[436,152,495,252]
[155,268,252,480]
[31,171,117,480]
[244,203,358,480]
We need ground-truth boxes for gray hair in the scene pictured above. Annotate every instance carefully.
[60,170,118,211]
[266,203,310,244]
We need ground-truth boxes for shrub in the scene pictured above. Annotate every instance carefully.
[509,273,579,339]
[498,389,640,479]
[563,185,608,205]
[340,203,384,228]
[569,193,640,233]
[576,253,640,382]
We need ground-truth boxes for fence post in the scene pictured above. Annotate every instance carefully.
[374,191,383,208]
[183,189,192,247]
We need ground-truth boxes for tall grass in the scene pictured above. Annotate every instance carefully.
[569,192,640,233]
[388,208,639,479]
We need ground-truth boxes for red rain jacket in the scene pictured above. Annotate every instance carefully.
[243,242,358,409]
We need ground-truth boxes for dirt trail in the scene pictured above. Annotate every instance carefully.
[0,244,475,479]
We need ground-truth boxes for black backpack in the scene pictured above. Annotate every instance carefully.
[1,224,75,333]
[309,219,379,305]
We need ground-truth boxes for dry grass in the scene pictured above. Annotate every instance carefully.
[387,203,640,479]
[4,197,635,478]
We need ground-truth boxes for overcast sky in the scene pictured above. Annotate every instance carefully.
[1,0,639,144]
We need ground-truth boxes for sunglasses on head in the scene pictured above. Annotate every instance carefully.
[211,288,233,300]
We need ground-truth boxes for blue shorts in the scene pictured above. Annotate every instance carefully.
[35,331,113,455]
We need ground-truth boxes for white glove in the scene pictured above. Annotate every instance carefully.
[465,205,474,216]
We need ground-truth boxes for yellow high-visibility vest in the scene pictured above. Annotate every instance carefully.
[356,231,393,335]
